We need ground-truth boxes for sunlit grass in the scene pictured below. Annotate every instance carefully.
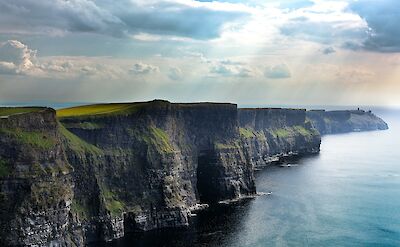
[0,107,43,117]
[56,103,145,118]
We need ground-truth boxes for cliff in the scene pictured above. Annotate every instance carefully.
[0,101,324,246]
[0,107,77,246]
[306,109,388,135]
[59,100,256,242]
[238,108,321,168]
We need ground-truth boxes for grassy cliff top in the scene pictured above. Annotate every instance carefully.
[57,100,238,118]
[0,107,44,117]
[57,103,147,118]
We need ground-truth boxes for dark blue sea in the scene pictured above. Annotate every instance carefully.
[102,109,400,247]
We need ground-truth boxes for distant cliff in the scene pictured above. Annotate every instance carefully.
[306,109,388,135]
[239,108,321,168]
[0,101,327,245]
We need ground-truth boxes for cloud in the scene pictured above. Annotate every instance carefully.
[0,0,248,40]
[341,41,362,51]
[278,0,314,10]
[264,64,291,79]
[130,62,159,75]
[280,17,366,45]
[0,40,38,74]
[0,0,123,36]
[210,61,254,77]
[42,61,74,73]
[168,67,183,81]
[220,59,244,65]
[349,0,400,52]
[279,1,368,49]
[0,61,17,74]
[321,46,336,55]
[0,39,127,79]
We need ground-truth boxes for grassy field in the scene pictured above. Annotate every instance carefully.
[0,128,57,149]
[0,107,43,117]
[57,103,145,118]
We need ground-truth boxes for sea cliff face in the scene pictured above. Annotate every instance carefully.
[239,108,321,168]
[3,101,381,246]
[59,101,256,242]
[0,108,77,246]
[307,109,388,135]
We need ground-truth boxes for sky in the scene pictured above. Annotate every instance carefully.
[0,0,399,107]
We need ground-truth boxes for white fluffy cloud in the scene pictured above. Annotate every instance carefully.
[0,40,38,74]
[0,40,129,79]
[210,60,255,78]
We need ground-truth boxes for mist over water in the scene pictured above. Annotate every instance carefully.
[99,109,400,247]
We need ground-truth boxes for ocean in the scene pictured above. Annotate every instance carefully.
[101,109,400,247]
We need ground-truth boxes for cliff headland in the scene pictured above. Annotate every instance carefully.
[0,101,388,246]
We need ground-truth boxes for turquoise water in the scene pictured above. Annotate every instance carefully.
[105,110,400,247]
[232,111,400,247]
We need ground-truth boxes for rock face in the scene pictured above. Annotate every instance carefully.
[238,108,321,168]
[0,101,325,246]
[306,109,388,135]
[0,108,78,246]
[60,100,256,243]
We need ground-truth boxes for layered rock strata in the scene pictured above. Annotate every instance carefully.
[2,102,388,245]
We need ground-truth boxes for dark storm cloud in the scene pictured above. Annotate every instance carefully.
[349,0,400,52]
[0,0,248,40]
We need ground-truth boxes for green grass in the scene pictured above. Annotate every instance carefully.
[57,103,145,118]
[102,188,125,216]
[272,128,291,138]
[71,199,89,220]
[143,127,175,153]
[293,126,315,137]
[0,128,56,149]
[239,128,255,138]
[0,159,10,178]
[239,127,267,141]
[272,125,317,138]
[59,124,103,155]
[0,107,43,117]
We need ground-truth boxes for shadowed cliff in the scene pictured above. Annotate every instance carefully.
[238,108,321,168]
[1,102,387,246]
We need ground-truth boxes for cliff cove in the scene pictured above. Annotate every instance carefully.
[0,100,388,246]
